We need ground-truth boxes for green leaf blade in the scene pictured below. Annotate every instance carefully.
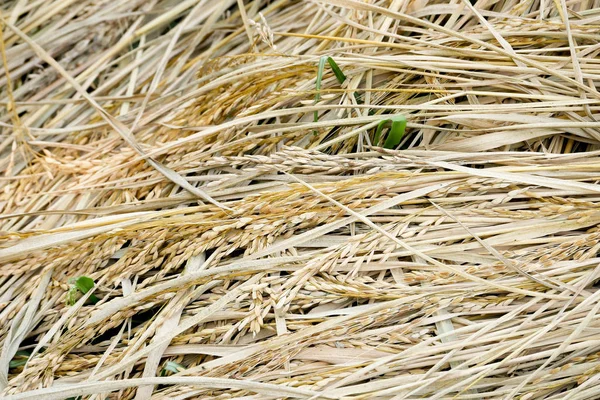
[9,350,30,369]
[314,56,327,124]
[374,119,389,146]
[74,276,95,294]
[383,116,407,149]
[374,115,407,149]
[162,361,186,375]
[68,276,99,305]
[327,57,346,84]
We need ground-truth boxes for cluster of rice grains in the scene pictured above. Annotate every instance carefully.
[1,0,600,399]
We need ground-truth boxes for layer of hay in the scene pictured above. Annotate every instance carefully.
[2,0,600,399]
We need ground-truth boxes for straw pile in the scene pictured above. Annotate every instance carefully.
[1,0,600,399]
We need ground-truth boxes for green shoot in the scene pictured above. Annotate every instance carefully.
[74,276,95,293]
[9,350,30,369]
[162,361,186,375]
[314,56,359,134]
[66,276,99,306]
[327,57,346,84]
[328,57,363,103]
[374,115,407,149]
[314,56,327,123]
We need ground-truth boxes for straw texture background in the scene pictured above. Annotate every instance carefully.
[2,0,600,399]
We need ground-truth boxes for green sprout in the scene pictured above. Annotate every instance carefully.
[161,361,186,376]
[9,350,30,369]
[66,276,99,306]
[314,56,328,124]
[373,115,407,149]
[314,56,352,125]
[314,56,362,135]
[326,56,346,84]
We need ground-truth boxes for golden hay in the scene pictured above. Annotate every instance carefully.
[2,0,600,399]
